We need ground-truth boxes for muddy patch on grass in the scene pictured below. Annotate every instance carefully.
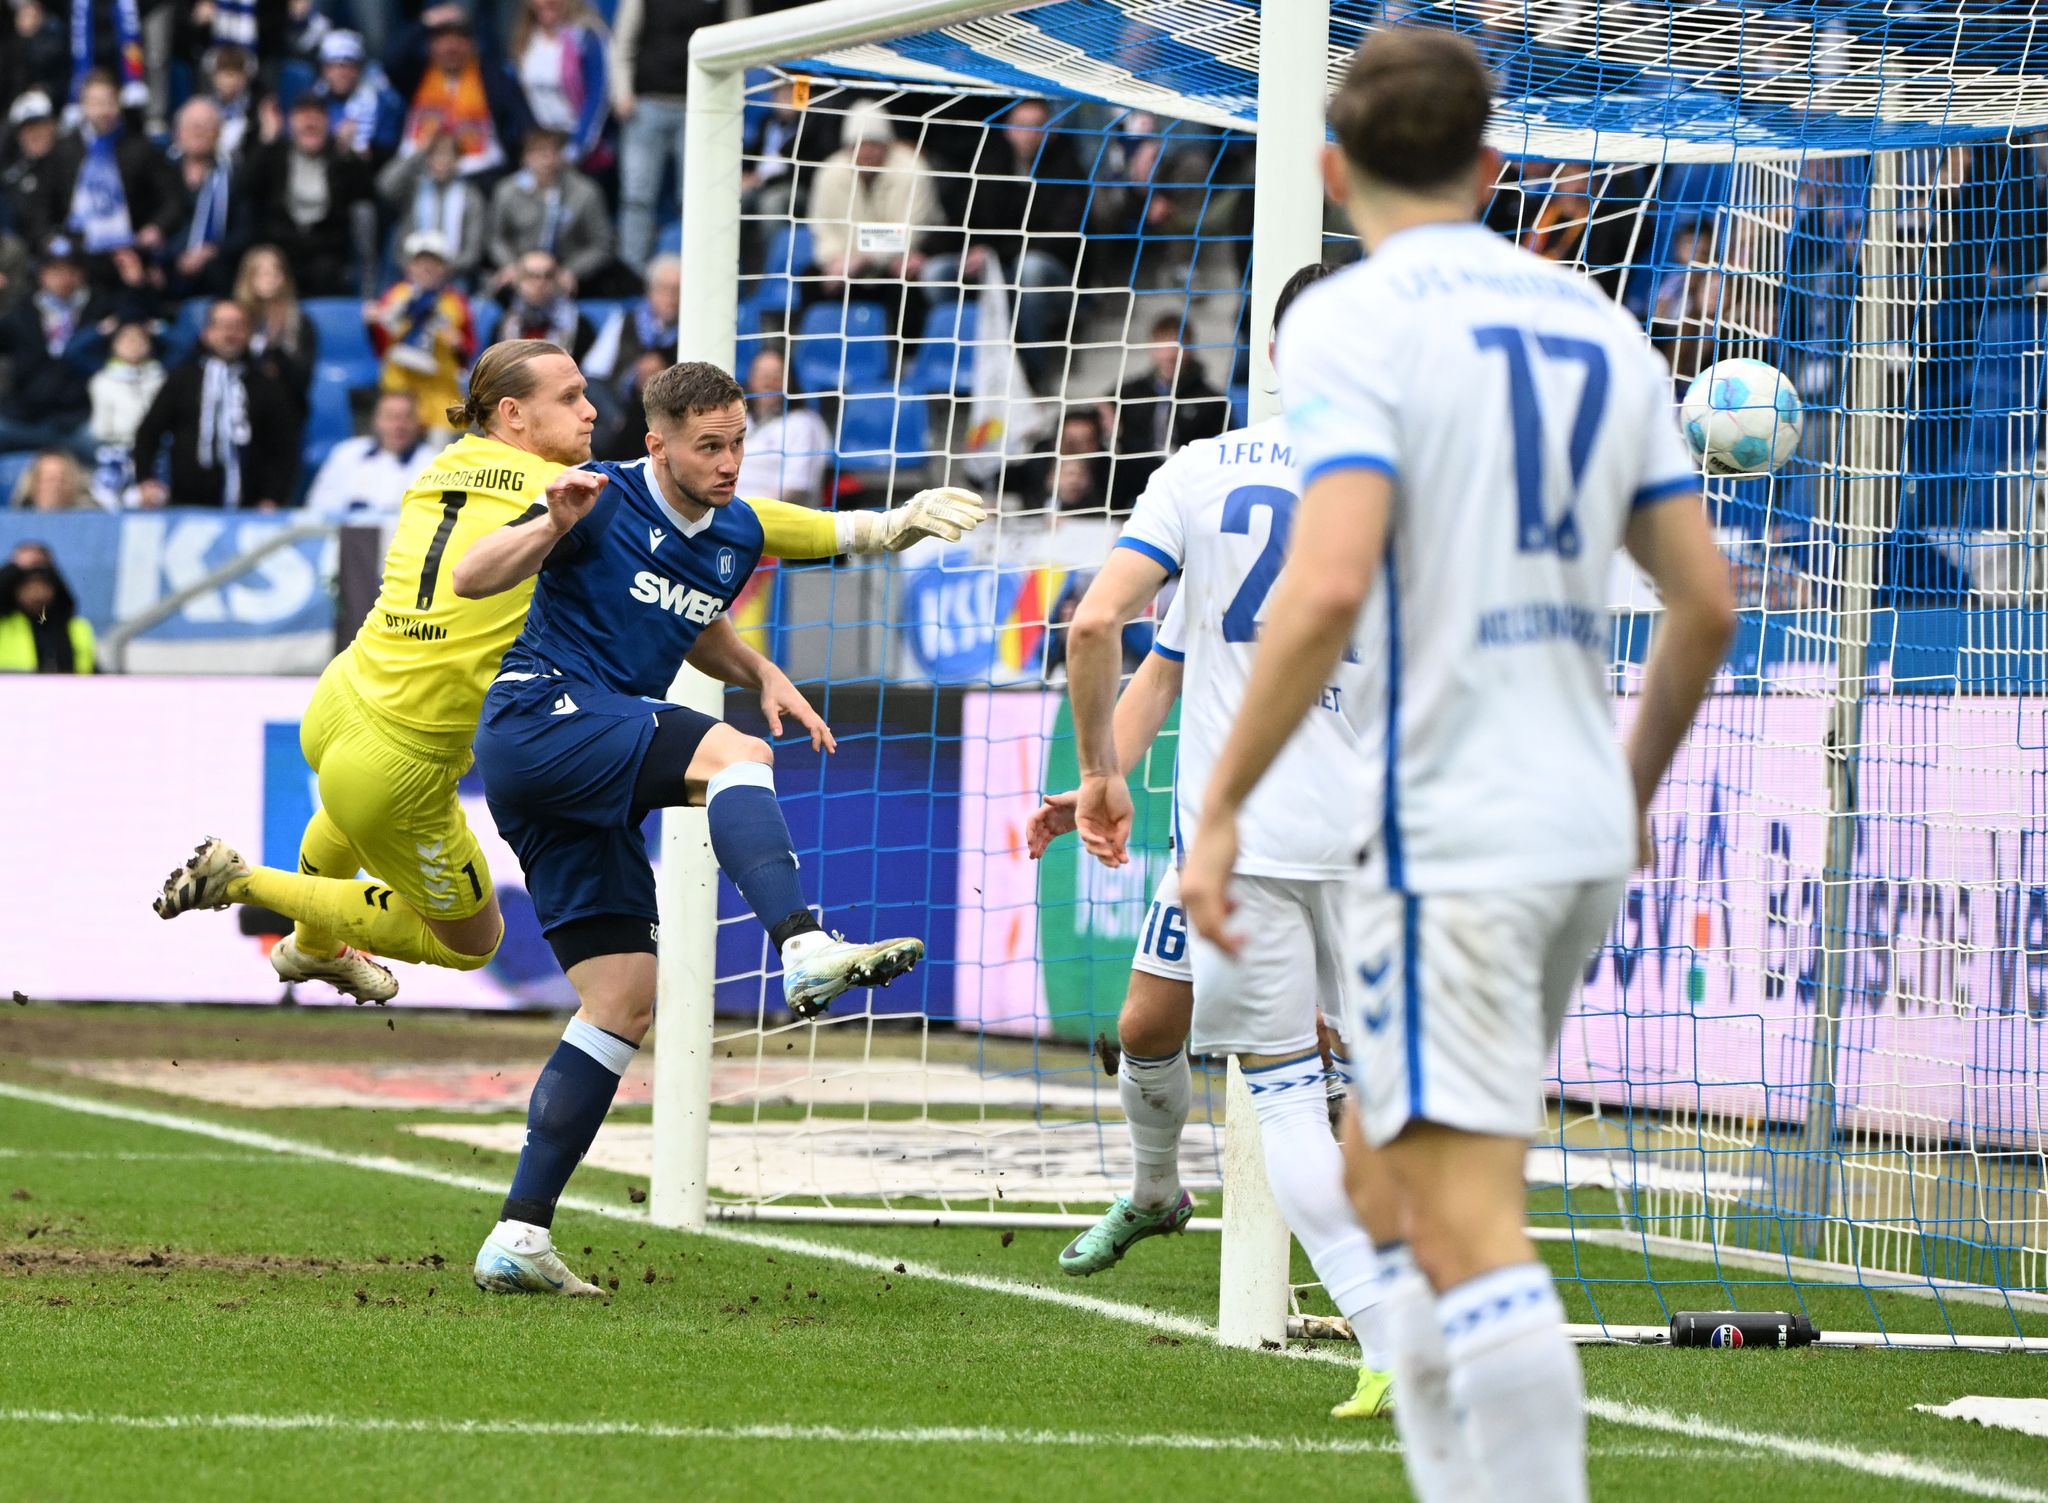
[0,1246,451,1275]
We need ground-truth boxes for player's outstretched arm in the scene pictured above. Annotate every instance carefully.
[451,469,609,598]
[747,489,987,559]
[1028,649,1184,859]
[1183,468,1391,955]
[1066,548,1172,868]
[1622,492,1736,863]
[682,618,836,753]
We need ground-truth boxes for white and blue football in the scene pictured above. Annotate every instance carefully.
[1680,358,1802,477]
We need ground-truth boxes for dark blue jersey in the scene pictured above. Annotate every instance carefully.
[500,456,766,699]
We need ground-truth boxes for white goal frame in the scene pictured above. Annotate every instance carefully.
[647,0,1323,1349]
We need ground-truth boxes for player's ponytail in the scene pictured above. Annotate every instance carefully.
[454,339,571,434]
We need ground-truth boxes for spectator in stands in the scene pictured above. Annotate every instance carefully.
[303,389,447,520]
[3,2,71,115]
[611,0,722,272]
[313,30,402,163]
[8,450,96,510]
[584,249,675,437]
[593,346,671,460]
[923,97,1088,379]
[86,318,163,504]
[367,229,475,434]
[585,251,675,386]
[36,70,177,286]
[159,97,240,300]
[739,77,828,274]
[2,92,61,250]
[376,127,488,288]
[804,100,941,316]
[509,0,610,167]
[233,243,317,417]
[1111,313,1227,509]
[0,547,95,672]
[132,298,299,509]
[0,234,120,458]
[193,45,262,161]
[736,346,831,507]
[1649,224,1724,395]
[240,93,377,298]
[495,250,595,361]
[486,126,621,297]
[391,6,529,181]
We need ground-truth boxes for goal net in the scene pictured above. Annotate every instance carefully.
[659,0,2048,1346]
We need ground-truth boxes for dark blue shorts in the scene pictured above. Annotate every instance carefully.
[474,668,718,935]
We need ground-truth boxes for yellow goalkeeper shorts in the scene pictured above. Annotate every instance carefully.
[298,659,495,922]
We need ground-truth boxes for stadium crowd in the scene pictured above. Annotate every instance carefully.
[3,0,2046,656]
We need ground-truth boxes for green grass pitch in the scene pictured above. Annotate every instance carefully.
[1,1006,2044,1502]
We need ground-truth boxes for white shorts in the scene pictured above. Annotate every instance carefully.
[1345,877,1624,1149]
[1131,864,1193,983]
[1190,873,1349,1058]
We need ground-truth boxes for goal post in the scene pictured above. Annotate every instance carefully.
[648,0,2048,1349]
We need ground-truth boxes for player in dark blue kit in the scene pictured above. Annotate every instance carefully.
[451,361,959,1295]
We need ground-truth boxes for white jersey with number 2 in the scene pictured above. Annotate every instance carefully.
[1277,222,1699,893]
[1117,416,1370,878]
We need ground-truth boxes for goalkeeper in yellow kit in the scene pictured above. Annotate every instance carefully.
[150,339,985,1001]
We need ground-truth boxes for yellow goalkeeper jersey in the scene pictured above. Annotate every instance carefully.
[340,434,841,746]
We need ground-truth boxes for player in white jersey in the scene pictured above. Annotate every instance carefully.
[1182,31,1735,1503]
[1035,264,1393,1419]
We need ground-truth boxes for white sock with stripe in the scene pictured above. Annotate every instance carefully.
[1440,1261,1587,1503]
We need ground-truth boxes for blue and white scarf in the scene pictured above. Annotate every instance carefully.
[411,179,467,252]
[633,302,675,358]
[513,171,566,255]
[210,0,257,50]
[183,157,231,253]
[69,127,134,252]
[69,0,144,103]
[197,356,252,508]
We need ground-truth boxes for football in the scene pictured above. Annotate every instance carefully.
[1681,358,1803,476]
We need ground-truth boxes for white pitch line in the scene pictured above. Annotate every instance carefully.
[0,1407,1400,1455]
[1586,1401,2048,1503]
[1,1081,2040,1503]
[0,1163,278,1171]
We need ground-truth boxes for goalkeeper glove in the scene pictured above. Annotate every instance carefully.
[837,487,987,553]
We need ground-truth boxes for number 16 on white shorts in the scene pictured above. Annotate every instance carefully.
[1344,877,1625,1150]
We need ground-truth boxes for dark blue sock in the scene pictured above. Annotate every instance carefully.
[706,766,811,936]
[501,1019,635,1228]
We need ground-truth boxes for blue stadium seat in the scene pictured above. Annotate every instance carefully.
[163,298,211,364]
[791,301,891,395]
[303,359,363,472]
[837,392,931,473]
[303,298,375,372]
[0,450,33,503]
[906,298,979,396]
[741,223,814,327]
[471,298,503,349]
[656,220,682,257]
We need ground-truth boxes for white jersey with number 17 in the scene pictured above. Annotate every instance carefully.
[1118,416,1370,879]
[1277,222,1699,894]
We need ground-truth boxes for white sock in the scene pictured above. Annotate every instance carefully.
[1118,1047,1189,1210]
[1379,1244,1485,1503]
[1244,1052,1380,1358]
[1440,1261,1588,1503]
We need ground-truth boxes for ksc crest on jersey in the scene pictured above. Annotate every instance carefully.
[717,547,737,584]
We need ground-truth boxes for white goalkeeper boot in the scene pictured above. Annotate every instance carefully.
[473,1220,604,1297]
[270,934,399,1005]
[152,836,247,918]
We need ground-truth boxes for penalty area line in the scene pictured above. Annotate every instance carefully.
[1,1082,2040,1503]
